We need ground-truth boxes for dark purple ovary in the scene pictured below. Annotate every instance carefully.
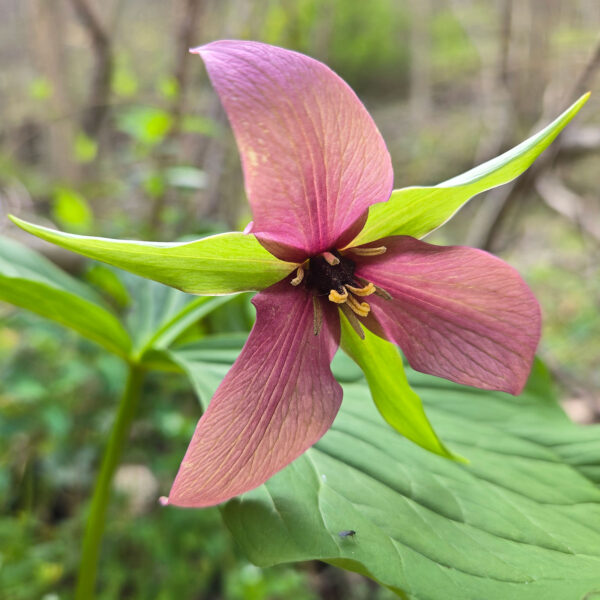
[305,250,356,296]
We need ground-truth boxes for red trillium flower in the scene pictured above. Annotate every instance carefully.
[161,40,541,507]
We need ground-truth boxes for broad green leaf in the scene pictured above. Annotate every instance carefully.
[117,272,236,358]
[202,292,255,334]
[9,217,297,296]
[85,264,131,308]
[340,315,460,461]
[225,373,600,599]
[140,295,232,352]
[172,338,600,599]
[352,93,590,245]
[0,236,131,357]
[167,335,248,406]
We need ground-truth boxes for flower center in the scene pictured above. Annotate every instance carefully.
[290,248,387,336]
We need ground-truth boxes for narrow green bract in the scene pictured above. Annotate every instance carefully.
[351,93,590,245]
[340,315,461,461]
[9,216,297,296]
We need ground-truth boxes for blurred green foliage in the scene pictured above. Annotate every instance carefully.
[117,106,174,148]
[0,315,312,600]
[0,300,400,599]
[262,0,411,92]
[52,187,93,232]
[73,133,98,165]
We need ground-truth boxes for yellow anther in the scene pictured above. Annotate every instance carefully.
[346,282,376,297]
[291,266,304,286]
[355,276,392,300]
[347,246,387,257]
[347,294,370,317]
[328,288,348,303]
[321,251,340,266]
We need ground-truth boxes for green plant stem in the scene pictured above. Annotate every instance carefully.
[75,364,144,600]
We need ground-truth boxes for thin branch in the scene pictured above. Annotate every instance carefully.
[148,0,205,231]
[449,0,514,165]
[68,0,113,138]
[475,34,600,251]
[170,0,204,134]
[409,0,433,123]
[572,36,600,99]
[29,0,77,180]
[535,173,600,243]
[561,125,600,155]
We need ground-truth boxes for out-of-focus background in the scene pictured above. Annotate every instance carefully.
[1,1,599,598]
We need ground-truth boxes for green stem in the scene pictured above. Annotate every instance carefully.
[75,364,144,600]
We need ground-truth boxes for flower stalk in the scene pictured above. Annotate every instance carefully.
[75,364,144,600]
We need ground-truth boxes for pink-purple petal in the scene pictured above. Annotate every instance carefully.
[355,237,541,394]
[192,40,393,262]
[165,280,342,507]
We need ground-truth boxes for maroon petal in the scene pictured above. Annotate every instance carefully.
[356,237,541,394]
[165,280,342,507]
[192,40,393,262]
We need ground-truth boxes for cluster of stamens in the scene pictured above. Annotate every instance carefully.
[290,246,387,336]
[327,282,375,317]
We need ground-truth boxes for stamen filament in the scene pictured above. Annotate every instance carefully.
[346,282,375,297]
[328,288,348,303]
[374,287,393,301]
[291,266,304,286]
[347,246,387,257]
[312,295,323,336]
[356,276,392,300]
[340,304,365,339]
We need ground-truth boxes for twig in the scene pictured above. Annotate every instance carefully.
[170,0,205,135]
[535,173,600,243]
[475,35,600,251]
[561,125,600,155]
[408,0,432,123]
[68,0,113,138]
[450,0,514,165]
[29,0,77,180]
[149,0,205,230]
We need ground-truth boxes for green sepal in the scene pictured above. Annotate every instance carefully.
[339,314,462,462]
[9,216,297,296]
[352,92,590,245]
